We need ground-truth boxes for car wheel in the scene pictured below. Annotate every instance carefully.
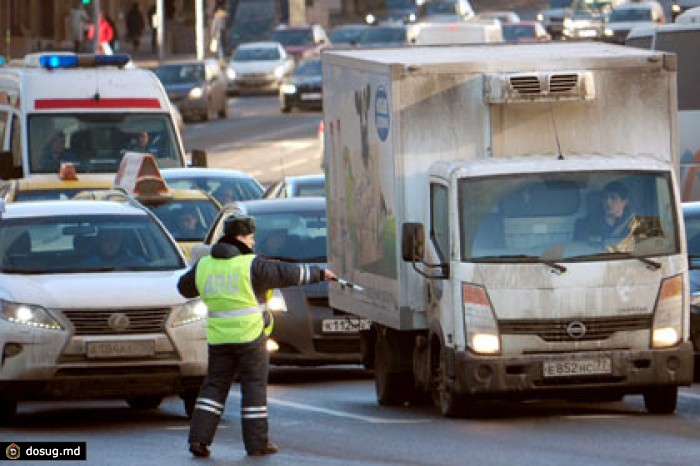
[126,396,163,410]
[218,100,228,119]
[280,100,291,113]
[431,343,470,418]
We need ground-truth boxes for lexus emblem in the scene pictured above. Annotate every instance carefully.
[108,313,130,332]
[566,321,587,339]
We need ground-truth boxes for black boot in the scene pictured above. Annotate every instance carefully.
[189,442,210,458]
[247,443,279,456]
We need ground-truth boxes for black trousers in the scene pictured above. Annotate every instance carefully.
[188,336,270,452]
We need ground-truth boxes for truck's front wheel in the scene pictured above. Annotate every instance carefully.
[643,386,678,414]
[432,345,469,418]
[374,327,413,406]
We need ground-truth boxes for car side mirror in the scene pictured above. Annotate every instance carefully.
[0,151,18,180]
[190,149,208,167]
[401,222,425,261]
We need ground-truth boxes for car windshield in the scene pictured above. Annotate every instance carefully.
[387,0,417,9]
[293,179,326,197]
[359,27,407,45]
[270,29,314,46]
[459,171,679,262]
[0,214,184,273]
[549,0,573,7]
[154,64,205,84]
[252,209,327,261]
[609,8,652,21]
[329,26,366,44]
[292,60,322,77]
[502,25,536,41]
[28,114,183,174]
[162,176,264,204]
[421,2,459,15]
[147,199,221,242]
[232,47,281,61]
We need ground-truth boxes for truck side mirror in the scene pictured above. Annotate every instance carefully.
[190,149,208,167]
[402,222,425,261]
[0,151,17,180]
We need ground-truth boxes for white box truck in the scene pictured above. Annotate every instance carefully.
[323,42,693,417]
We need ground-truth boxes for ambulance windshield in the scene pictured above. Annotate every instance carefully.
[28,114,184,174]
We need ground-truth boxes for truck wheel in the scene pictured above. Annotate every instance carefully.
[0,398,17,424]
[643,386,678,414]
[432,346,468,418]
[181,389,199,419]
[374,329,410,406]
[126,396,163,410]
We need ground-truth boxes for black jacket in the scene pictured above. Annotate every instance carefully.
[177,240,325,304]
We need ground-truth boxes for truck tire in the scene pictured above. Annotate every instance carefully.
[432,345,469,418]
[374,328,412,406]
[643,386,678,414]
[126,396,163,410]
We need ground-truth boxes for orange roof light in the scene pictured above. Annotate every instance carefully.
[114,152,170,196]
[59,162,78,180]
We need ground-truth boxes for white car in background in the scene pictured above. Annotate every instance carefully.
[0,199,207,422]
[226,41,295,95]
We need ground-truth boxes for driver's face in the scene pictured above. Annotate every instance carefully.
[603,192,627,219]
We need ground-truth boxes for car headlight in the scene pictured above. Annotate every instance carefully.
[365,13,376,24]
[188,87,204,99]
[273,65,286,79]
[266,289,287,313]
[226,68,236,80]
[604,28,614,36]
[672,4,681,12]
[652,275,683,348]
[563,18,572,28]
[280,83,297,94]
[536,13,544,21]
[462,284,500,355]
[171,299,208,327]
[0,299,63,330]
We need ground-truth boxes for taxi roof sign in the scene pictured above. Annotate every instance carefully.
[114,152,170,197]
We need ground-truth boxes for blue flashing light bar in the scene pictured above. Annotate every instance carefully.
[39,54,131,70]
[0,56,5,66]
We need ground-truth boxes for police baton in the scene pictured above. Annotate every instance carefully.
[335,277,364,292]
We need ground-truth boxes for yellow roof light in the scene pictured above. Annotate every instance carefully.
[114,152,171,197]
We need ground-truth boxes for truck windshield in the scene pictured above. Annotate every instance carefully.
[459,171,679,262]
[28,113,183,174]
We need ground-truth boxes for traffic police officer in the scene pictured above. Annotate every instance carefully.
[177,214,337,458]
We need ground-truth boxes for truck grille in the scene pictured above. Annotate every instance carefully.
[62,308,170,335]
[499,315,651,342]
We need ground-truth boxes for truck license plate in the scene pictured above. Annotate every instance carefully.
[322,318,371,333]
[87,340,155,359]
[543,358,611,377]
[301,93,322,101]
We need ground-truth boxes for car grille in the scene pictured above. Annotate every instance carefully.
[62,308,170,335]
[499,315,651,342]
[240,73,270,80]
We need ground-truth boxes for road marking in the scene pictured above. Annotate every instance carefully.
[267,397,431,424]
[207,122,316,153]
[679,390,700,400]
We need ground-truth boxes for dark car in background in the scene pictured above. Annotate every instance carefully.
[197,198,369,366]
[683,202,700,376]
[264,173,326,198]
[269,24,330,62]
[154,59,228,122]
[357,25,410,47]
[278,58,323,113]
[328,23,369,46]
[536,0,575,39]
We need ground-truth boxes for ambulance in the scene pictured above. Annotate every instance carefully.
[0,53,207,181]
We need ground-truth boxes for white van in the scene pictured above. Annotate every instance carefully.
[0,53,206,181]
[409,21,503,45]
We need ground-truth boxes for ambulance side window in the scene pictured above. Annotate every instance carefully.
[10,114,22,169]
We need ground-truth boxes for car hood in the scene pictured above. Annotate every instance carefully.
[0,271,187,308]
[606,20,654,31]
[541,8,566,18]
[231,61,282,73]
[288,75,322,86]
[163,83,199,99]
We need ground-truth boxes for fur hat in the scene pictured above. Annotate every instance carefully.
[224,215,256,237]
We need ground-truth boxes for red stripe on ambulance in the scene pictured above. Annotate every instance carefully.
[34,98,162,110]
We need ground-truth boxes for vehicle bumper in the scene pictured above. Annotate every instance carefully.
[172,98,208,118]
[230,78,280,93]
[451,343,694,398]
[280,92,323,110]
[562,28,601,40]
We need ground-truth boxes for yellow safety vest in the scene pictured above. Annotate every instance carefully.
[196,254,266,344]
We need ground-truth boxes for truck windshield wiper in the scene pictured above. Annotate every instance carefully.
[472,255,567,273]
[569,252,661,270]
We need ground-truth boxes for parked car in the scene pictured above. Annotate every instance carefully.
[475,10,521,24]
[269,24,330,62]
[562,0,627,40]
[328,23,370,46]
[682,201,700,375]
[365,0,421,24]
[263,173,326,199]
[602,1,666,44]
[279,58,323,113]
[226,41,295,95]
[418,0,475,22]
[536,0,574,39]
[501,21,552,42]
[153,59,228,122]
[358,25,410,47]
[196,198,369,366]
[160,167,265,205]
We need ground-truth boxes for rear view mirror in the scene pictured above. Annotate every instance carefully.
[401,222,425,261]
[190,149,208,167]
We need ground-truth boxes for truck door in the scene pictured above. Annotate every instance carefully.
[428,182,453,336]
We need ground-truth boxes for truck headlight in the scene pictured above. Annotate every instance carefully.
[604,28,613,36]
[0,299,62,330]
[462,284,500,354]
[672,4,681,12]
[226,68,236,80]
[266,289,287,313]
[563,18,572,28]
[651,275,683,348]
[188,87,203,99]
[280,83,297,94]
[171,299,208,327]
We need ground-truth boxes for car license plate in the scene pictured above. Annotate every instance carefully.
[578,29,598,38]
[543,358,612,377]
[301,93,322,101]
[86,340,155,359]
[322,318,371,333]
